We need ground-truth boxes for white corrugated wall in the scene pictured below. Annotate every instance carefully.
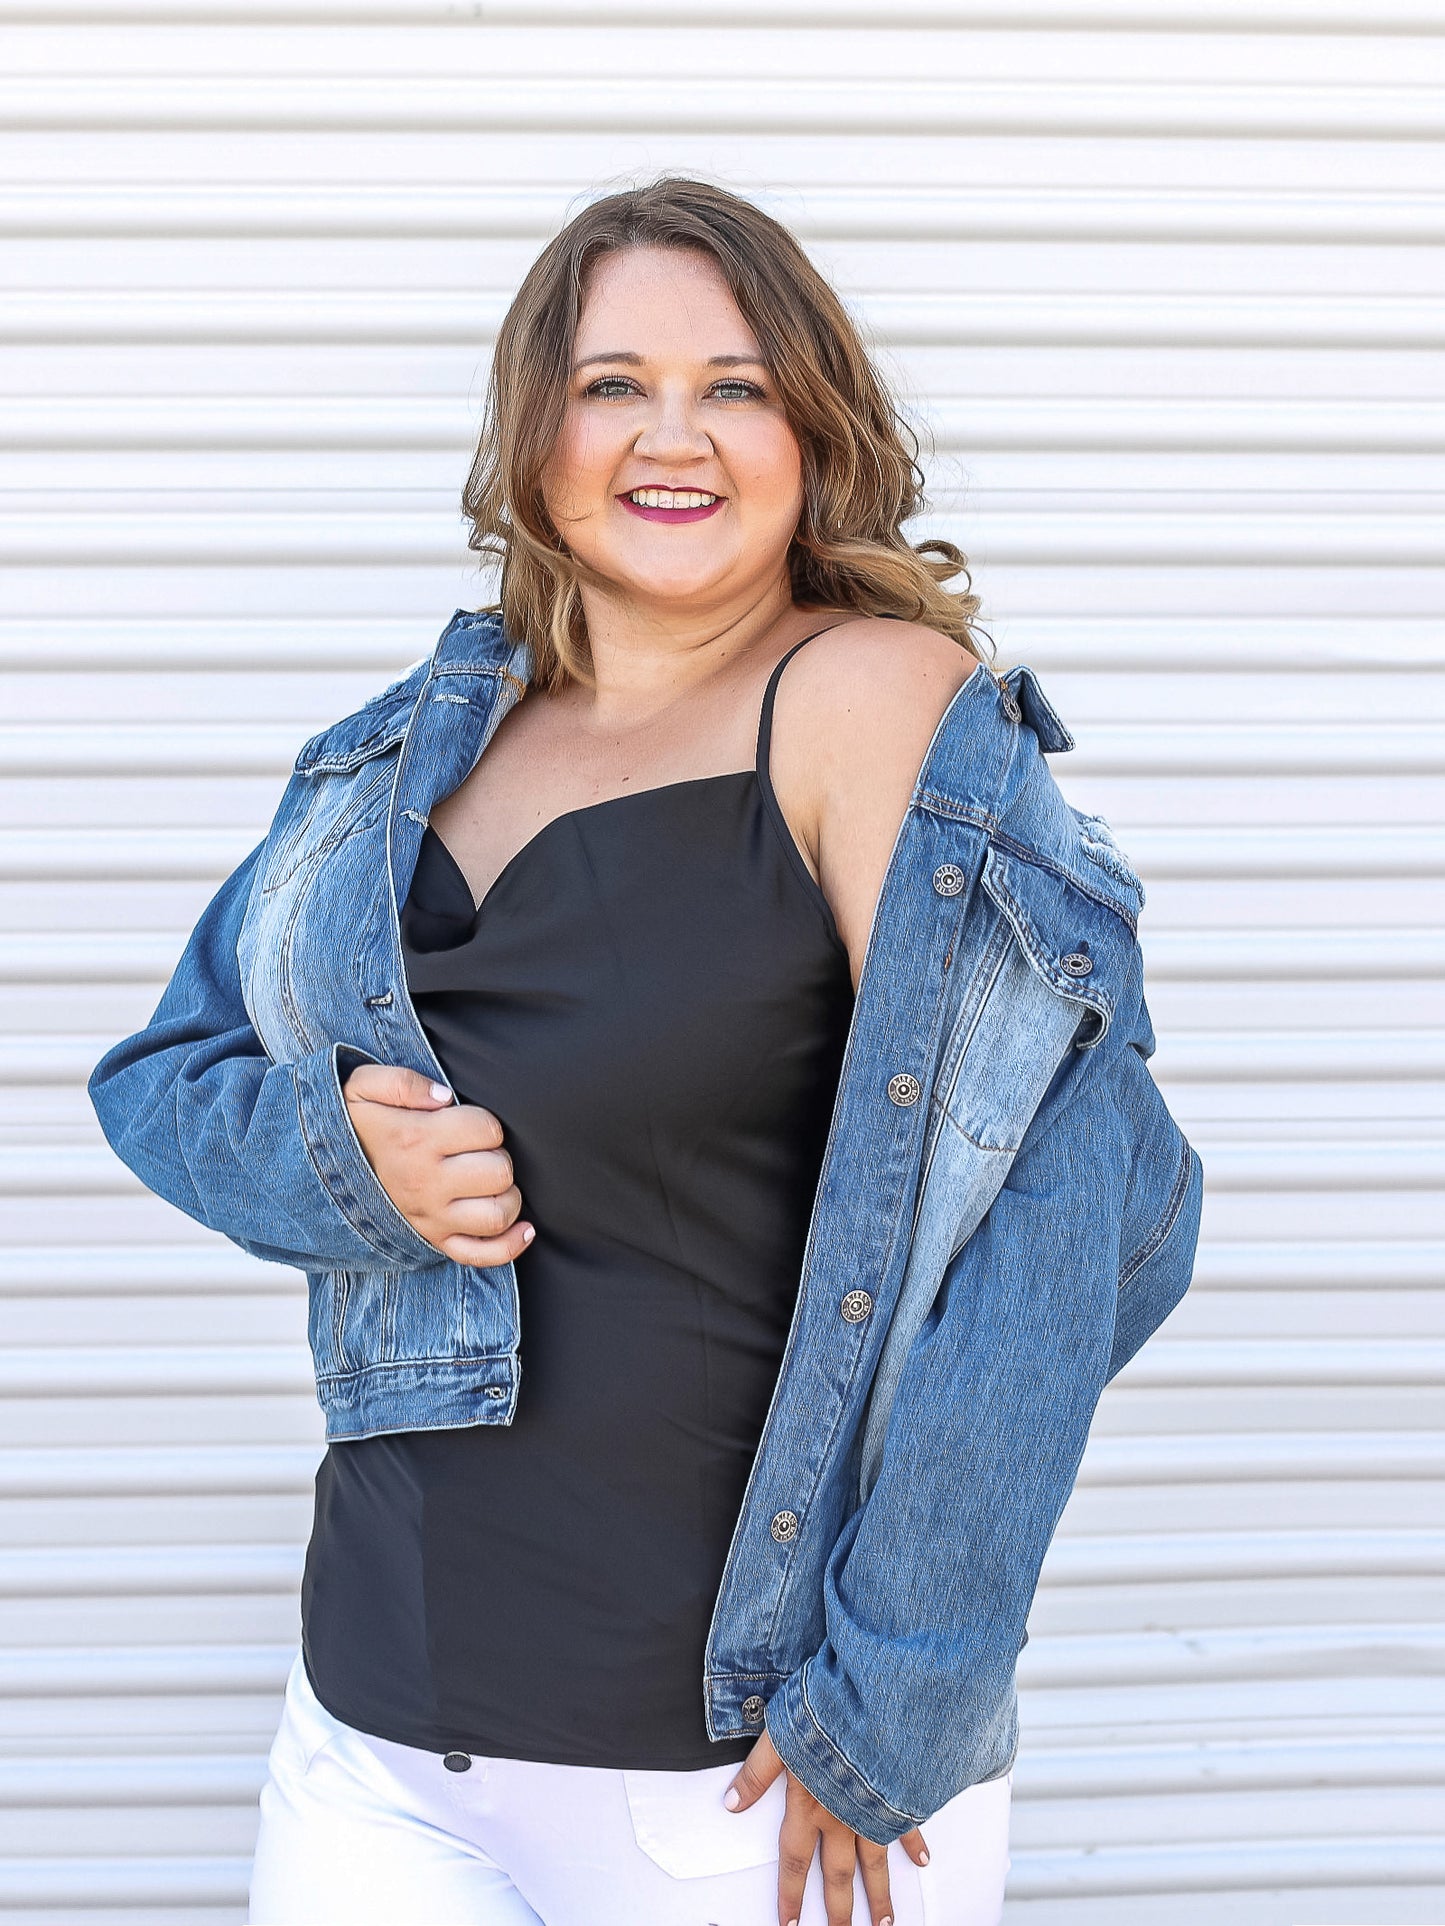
[3,4,1441,1921]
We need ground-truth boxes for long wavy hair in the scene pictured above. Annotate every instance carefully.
[463,175,989,692]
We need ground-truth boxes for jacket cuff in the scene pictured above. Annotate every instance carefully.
[764,1663,921,1847]
[293,1042,450,1271]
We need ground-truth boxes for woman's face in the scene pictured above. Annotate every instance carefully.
[542,245,805,618]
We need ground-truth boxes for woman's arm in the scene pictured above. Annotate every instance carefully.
[762,1019,1202,1841]
[88,839,452,1276]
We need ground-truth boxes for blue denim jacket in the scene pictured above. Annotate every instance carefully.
[89,609,1201,1843]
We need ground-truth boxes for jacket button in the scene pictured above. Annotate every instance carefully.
[1001,688,1023,723]
[741,1695,766,1723]
[841,1289,873,1323]
[932,863,965,897]
[769,1511,799,1543]
[887,1073,921,1106]
[1060,951,1094,977]
[443,1751,472,1772]
[484,1386,508,1400]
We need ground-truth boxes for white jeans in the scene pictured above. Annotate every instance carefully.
[248,1650,1012,1925]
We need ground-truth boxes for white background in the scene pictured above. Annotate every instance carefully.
[2,3,1443,1921]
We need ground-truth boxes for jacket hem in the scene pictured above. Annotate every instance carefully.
[315,1355,518,1440]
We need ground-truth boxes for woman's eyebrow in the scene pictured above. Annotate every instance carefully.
[572,351,767,370]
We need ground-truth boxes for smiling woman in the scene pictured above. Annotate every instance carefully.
[461,178,985,695]
[89,174,1198,1926]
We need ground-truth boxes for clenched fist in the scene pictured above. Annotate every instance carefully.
[342,1063,535,1267]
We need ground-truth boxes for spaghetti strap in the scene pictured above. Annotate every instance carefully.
[751,624,847,948]
[753,625,838,780]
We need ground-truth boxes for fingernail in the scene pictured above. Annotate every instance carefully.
[881,1916,893,1925]
[723,1785,741,1810]
[918,1848,929,1866]
[522,1225,535,1244]
[429,1082,451,1101]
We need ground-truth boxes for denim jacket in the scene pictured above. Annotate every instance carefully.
[89,609,1201,1843]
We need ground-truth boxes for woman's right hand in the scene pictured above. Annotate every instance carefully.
[342,1063,535,1267]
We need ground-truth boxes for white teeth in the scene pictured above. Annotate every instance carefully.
[628,489,717,509]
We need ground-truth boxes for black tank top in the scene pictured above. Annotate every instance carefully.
[299,631,855,1768]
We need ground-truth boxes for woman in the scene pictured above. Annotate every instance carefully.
[89,177,1202,1926]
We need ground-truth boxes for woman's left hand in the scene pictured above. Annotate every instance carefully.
[724,1727,929,1926]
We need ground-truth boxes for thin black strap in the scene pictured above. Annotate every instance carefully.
[754,626,837,777]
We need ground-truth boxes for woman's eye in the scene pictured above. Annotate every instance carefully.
[581,376,767,402]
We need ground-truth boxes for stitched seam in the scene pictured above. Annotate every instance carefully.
[796,1669,922,1828]
[983,864,1114,1027]
[989,829,1140,935]
[315,1350,516,1384]
[1119,1135,1196,1289]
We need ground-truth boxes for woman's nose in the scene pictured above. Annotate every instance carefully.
[632,398,713,462]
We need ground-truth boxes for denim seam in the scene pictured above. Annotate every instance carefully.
[982,864,1115,1032]
[795,1666,922,1829]
[314,1350,515,1384]
[989,829,1140,936]
[292,1048,445,1270]
[1118,1134,1197,1289]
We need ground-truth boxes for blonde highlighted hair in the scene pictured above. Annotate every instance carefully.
[463,175,988,692]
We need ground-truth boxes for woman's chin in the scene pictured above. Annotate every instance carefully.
[593,555,744,609]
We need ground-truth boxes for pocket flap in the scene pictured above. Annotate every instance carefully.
[981,842,1137,1046]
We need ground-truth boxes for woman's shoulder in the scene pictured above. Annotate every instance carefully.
[785,614,981,794]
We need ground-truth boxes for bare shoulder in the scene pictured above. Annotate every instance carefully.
[788,617,979,776]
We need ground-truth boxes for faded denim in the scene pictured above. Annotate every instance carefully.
[89,610,1202,1844]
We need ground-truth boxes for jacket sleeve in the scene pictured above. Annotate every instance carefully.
[764,1028,1202,1843]
[87,839,451,1276]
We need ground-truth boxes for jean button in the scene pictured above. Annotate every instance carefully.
[1060,951,1094,977]
[769,1511,799,1543]
[887,1072,921,1106]
[443,1751,472,1773]
[742,1695,766,1723]
[841,1290,873,1323]
[932,863,965,897]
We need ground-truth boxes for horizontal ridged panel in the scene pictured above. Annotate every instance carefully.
[4,4,1441,1921]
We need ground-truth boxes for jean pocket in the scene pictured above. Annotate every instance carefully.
[621,1762,785,1879]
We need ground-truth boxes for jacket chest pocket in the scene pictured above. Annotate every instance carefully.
[916,843,1133,1255]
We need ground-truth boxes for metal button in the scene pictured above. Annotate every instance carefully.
[741,1695,766,1723]
[1060,952,1094,977]
[1001,688,1023,724]
[932,863,965,897]
[484,1386,508,1400]
[769,1510,799,1543]
[841,1289,874,1323]
[887,1072,921,1107]
[443,1751,472,1773]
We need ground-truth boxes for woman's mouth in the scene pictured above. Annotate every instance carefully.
[617,488,725,525]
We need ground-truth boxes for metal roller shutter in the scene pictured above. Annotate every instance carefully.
[2,5,1440,1920]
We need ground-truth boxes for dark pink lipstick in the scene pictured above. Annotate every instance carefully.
[618,492,725,525]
